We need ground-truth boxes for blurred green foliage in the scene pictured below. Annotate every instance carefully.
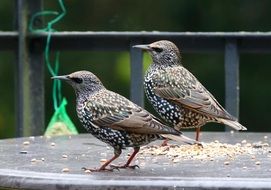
[1,0,271,138]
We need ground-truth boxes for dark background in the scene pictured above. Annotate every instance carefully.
[1,0,271,138]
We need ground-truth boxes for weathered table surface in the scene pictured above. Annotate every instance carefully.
[0,132,270,190]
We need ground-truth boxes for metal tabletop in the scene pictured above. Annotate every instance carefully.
[0,132,270,190]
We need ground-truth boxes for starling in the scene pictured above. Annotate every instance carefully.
[52,70,199,172]
[133,40,247,142]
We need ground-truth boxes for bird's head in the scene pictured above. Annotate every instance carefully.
[52,70,104,96]
[133,40,182,66]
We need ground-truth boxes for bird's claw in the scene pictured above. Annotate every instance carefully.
[161,142,169,146]
[161,139,169,146]
[109,164,140,170]
[81,166,118,172]
[128,164,140,169]
[194,141,204,148]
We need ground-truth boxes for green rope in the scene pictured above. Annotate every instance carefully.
[29,0,66,110]
[29,0,78,136]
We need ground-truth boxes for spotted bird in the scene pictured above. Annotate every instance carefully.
[52,70,199,171]
[133,40,247,142]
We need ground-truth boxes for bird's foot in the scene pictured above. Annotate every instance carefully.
[109,164,140,170]
[195,142,204,148]
[81,166,119,172]
[161,140,170,146]
[192,137,204,147]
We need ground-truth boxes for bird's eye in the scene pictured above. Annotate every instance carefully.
[71,77,83,84]
[152,47,163,53]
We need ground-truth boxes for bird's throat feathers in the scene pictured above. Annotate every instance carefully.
[74,85,103,101]
[152,54,182,68]
[151,57,182,70]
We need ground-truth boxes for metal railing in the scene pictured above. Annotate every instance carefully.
[1,0,271,136]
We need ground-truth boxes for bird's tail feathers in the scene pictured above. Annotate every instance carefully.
[217,118,247,131]
[161,134,201,145]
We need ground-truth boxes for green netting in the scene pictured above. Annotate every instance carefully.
[45,98,78,136]
[29,0,78,136]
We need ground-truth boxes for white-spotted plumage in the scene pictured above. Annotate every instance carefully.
[52,70,199,171]
[134,40,247,141]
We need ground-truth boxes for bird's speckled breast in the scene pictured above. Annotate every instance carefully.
[144,68,209,129]
[76,97,129,148]
[75,96,162,149]
[144,69,182,125]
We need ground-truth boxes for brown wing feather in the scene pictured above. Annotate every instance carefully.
[152,67,235,120]
[112,107,179,134]
[86,90,180,135]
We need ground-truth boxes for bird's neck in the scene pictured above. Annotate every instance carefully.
[150,61,181,71]
[74,85,103,100]
[75,92,87,104]
[75,91,94,122]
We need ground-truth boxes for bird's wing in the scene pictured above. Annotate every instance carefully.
[85,90,180,135]
[152,67,235,120]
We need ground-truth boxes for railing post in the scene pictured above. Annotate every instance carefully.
[129,41,144,107]
[15,0,44,137]
[224,39,240,131]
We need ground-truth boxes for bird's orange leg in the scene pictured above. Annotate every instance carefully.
[82,150,121,172]
[195,127,201,141]
[161,138,169,146]
[110,147,140,169]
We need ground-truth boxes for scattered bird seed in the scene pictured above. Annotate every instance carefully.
[173,159,180,163]
[62,168,70,172]
[23,141,30,145]
[84,169,91,173]
[245,143,252,147]
[253,142,269,148]
[224,161,230,165]
[235,143,241,147]
[241,140,247,144]
[140,140,271,165]
[31,158,37,162]
[100,159,107,163]
[140,142,254,161]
